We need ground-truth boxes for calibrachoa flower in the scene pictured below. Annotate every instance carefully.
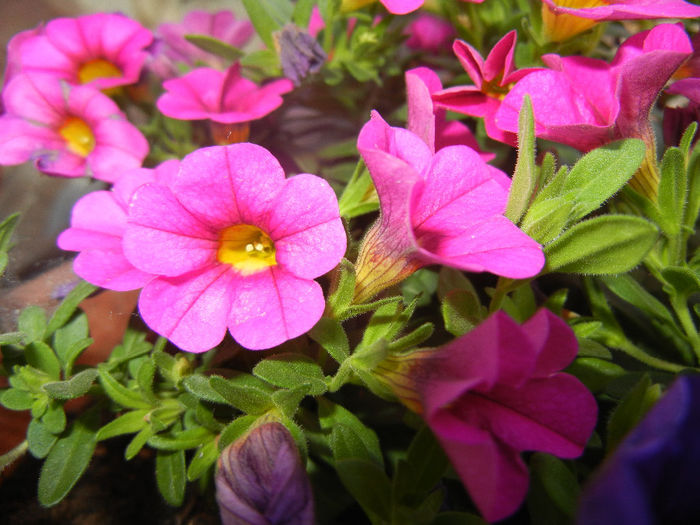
[17,13,152,90]
[341,0,424,14]
[495,23,692,196]
[0,73,148,181]
[216,422,315,525]
[150,10,254,79]
[57,160,179,291]
[122,143,346,352]
[375,309,598,522]
[156,63,294,143]
[540,0,700,43]
[578,375,700,524]
[353,110,543,303]
[433,31,542,145]
[404,14,456,54]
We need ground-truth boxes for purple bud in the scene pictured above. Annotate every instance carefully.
[216,422,314,525]
[276,24,326,86]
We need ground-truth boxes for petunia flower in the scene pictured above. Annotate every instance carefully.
[540,0,700,43]
[352,110,543,303]
[57,160,179,291]
[216,422,315,525]
[578,375,700,524]
[432,31,542,145]
[403,14,456,54]
[0,73,148,182]
[156,63,293,144]
[150,10,254,79]
[375,309,598,522]
[17,13,152,90]
[495,23,692,197]
[341,0,425,15]
[122,143,346,352]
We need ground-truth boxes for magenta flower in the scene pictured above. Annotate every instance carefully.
[541,0,700,42]
[433,31,542,145]
[17,13,152,90]
[377,309,597,522]
[151,10,254,78]
[495,24,693,153]
[122,143,346,352]
[57,160,179,291]
[404,14,456,54]
[0,73,148,181]
[341,0,424,14]
[157,63,293,124]
[352,110,543,303]
[2,27,41,90]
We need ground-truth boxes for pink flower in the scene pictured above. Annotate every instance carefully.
[495,24,693,152]
[376,309,597,521]
[2,27,41,89]
[341,0,423,15]
[433,31,542,145]
[156,63,294,124]
[57,160,179,291]
[352,110,543,303]
[122,143,346,352]
[0,74,148,181]
[541,0,700,42]
[151,10,254,78]
[17,13,152,90]
[406,67,495,162]
[404,14,456,54]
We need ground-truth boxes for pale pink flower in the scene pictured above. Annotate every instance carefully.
[122,143,346,352]
[0,74,148,181]
[17,13,152,90]
[57,160,179,291]
[156,63,294,124]
[433,31,542,145]
[376,309,597,522]
[353,110,543,303]
[404,14,456,53]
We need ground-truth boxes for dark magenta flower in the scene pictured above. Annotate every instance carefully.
[578,375,700,524]
[216,422,314,525]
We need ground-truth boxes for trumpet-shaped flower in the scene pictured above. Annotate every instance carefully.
[17,13,152,90]
[57,160,179,291]
[541,0,700,43]
[375,309,597,522]
[157,63,293,132]
[353,110,543,303]
[433,31,542,145]
[496,24,692,153]
[0,73,148,181]
[122,143,346,352]
[151,10,254,78]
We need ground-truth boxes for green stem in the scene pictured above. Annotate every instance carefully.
[488,277,517,313]
[669,294,700,363]
[612,338,688,373]
[0,440,28,474]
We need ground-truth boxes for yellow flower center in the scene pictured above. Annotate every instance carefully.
[217,224,277,274]
[542,0,609,43]
[78,59,123,85]
[58,117,96,157]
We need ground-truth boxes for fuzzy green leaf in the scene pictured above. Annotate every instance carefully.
[96,409,149,441]
[210,374,275,414]
[156,449,186,506]
[27,419,58,459]
[18,306,46,344]
[45,281,96,337]
[98,365,151,409]
[183,34,244,61]
[25,341,61,380]
[505,96,536,223]
[42,369,98,400]
[253,353,327,396]
[309,316,350,364]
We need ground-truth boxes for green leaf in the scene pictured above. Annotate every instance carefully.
[386,322,434,353]
[240,49,281,77]
[182,374,228,404]
[441,290,484,337]
[684,140,700,231]
[318,398,383,468]
[241,0,283,49]
[219,414,258,451]
[41,401,67,434]
[505,96,536,223]
[309,317,349,364]
[338,162,378,219]
[148,426,213,451]
[0,252,8,277]
[272,384,312,418]
[530,453,580,517]
[534,165,569,204]
[96,409,149,441]
[545,215,658,274]
[561,139,645,223]
[679,122,698,159]
[125,426,154,460]
[402,269,439,307]
[107,328,152,368]
[152,349,178,383]
[156,449,186,506]
[27,419,58,459]
[0,331,24,346]
[18,306,46,344]
[661,266,700,299]
[0,387,35,410]
[567,357,626,394]
[253,353,327,396]
[658,147,687,235]
[183,34,244,61]
[98,365,151,409]
[359,297,416,351]
[606,374,662,452]
[187,438,219,481]
[210,374,275,414]
[38,408,99,506]
[25,341,61,380]
[292,0,316,27]
[45,281,96,337]
[327,259,357,318]
[136,359,158,404]
[53,313,90,375]
[521,197,573,245]
[335,458,391,523]
[399,425,448,501]
[42,369,98,400]
[0,212,20,253]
